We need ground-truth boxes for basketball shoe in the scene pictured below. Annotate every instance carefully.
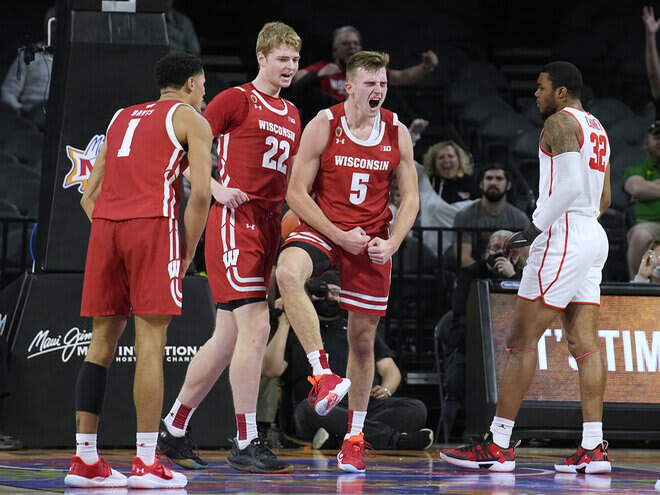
[64,456,127,487]
[157,419,208,469]
[226,437,293,473]
[127,456,187,488]
[307,373,351,416]
[337,432,376,473]
[554,441,611,474]
[439,432,517,471]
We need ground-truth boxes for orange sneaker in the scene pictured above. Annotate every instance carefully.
[337,433,376,473]
[307,373,351,416]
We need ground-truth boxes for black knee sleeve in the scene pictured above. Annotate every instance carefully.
[75,362,108,415]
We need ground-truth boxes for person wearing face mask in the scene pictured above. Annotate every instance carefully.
[262,270,432,452]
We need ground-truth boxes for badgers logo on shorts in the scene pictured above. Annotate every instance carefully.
[223,248,239,268]
[167,259,180,279]
[63,134,105,193]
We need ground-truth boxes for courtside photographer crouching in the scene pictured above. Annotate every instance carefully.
[262,270,432,450]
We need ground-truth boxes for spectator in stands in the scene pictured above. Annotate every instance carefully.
[452,163,530,268]
[632,239,660,283]
[165,0,200,55]
[416,139,478,256]
[445,230,525,407]
[289,25,437,123]
[643,6,660,119]
[624,121,660,279]
[1,6,55,127]
[262,271,432,451]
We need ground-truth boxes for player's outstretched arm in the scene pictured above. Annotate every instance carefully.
[175,106,212,274]
[643,6,660,99]
[80,141,107,221]
[287,112,369,255]
[367,125,419,265]
[599,161,611,218]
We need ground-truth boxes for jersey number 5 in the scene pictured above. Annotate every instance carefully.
[349,172,370,205]
[588,132,607,172]
[262,136,289,175]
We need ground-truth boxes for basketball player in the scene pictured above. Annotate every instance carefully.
[156,22,301,474]
[64,53,212,489]
[275,51,419,473]
[441,61,612,473]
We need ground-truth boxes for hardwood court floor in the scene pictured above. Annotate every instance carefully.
[0,446,658,494]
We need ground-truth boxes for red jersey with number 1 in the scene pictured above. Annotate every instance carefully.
[313,102,399,233]
[205,83,300,215]
[92,99,188,221]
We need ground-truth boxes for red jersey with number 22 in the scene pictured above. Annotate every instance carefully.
[314,102,399,233]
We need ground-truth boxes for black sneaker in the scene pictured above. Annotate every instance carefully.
[157,420,208,469]
[227,437,293,473]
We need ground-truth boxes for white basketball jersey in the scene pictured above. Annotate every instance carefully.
[534,106,609,223]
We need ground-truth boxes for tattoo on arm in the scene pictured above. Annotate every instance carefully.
[544,113,580,155]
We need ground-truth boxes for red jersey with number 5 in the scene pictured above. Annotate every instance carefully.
[313,102,399,233]
[535,106,609,222]
[206,83,300,215]
[93,99,188,221]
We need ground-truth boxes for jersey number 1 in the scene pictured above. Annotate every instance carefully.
[588,132,607,172]
[117,118,141,157]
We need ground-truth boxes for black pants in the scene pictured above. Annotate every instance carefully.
[293,396,427,450]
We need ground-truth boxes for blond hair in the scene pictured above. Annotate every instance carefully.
[422,140,473,179]
[255,22,301,57]
[346,50,389,82]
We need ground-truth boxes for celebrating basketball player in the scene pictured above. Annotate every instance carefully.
[156,22,301,474]
[66,53,212,489]
[441,61,612,473]
[275,50,419,473]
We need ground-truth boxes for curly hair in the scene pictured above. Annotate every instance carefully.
[422,140,472,179]
[153,53,203,90]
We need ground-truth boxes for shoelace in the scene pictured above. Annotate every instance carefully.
[251,438,277,459]
[307,375,320,406]
[181,430,202,459]
[347,438,377,459]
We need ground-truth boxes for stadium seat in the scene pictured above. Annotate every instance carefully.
[0,198,23,218]
[607,117,649,148]
[7,178,40,216]
[0,164,40,198]
[586,98,635,128]
[3,130,44,165]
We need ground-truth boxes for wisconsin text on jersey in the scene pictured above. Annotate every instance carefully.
[334,155,390,171]
[258,119,296,141]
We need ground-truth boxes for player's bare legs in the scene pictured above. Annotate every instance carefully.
[346,312,379,411]
[76,315,127,434]
[176,309,238,407]
[495,298,560,420]
[276,247,322,352]
[133,314,170,432]
[561,304,605,422]
[229,301,271,415]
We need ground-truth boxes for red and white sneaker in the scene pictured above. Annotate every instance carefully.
[64,456,127,487]
[308,373,351,416]
[440,433,517,472]
[554,441,611,474]
[337,433,376,473]
[127,456,187,489]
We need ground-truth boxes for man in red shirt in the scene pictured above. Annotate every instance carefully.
[65,53,212,489]
[276,50,419,472]
[156,22,309,474]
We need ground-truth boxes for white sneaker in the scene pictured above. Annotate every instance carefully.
[127,456,187,489]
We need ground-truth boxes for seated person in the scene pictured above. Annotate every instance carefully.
[452,163,530,269]
[445,230,526,407]
[632,239,660,283]
[416,140,478,256]
[165,0,200,55]
[262,270,432,450]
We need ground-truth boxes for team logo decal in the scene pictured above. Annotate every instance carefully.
[63,134,105,193]
[335,126,343,137]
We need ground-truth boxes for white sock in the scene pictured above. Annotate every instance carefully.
[490,416,515,448]
[345,410,367,439]
[581,422,603,450]
[136,432,158,466]
[307,350,332,376]
[236,412,258,449]
[163,399,196,438]
[75,433,99,464]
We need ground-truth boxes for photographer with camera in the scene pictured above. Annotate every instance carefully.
[263,270,432,451]
[445,230,526,407]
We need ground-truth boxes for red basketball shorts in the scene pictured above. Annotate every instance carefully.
[81,217,183,317]
[205,203,280,304]
[282,222,391,316]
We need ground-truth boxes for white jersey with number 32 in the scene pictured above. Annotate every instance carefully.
[535,106,609,223]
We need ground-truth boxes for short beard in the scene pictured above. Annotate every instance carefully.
[484,188,506,202]
[540,102,558,119]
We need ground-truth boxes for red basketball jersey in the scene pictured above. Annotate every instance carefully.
[213,83,300,215]
[313,102,399,233]
[93,99,188,221]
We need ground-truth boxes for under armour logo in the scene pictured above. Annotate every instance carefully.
[336,138,345,144]
[136,467,144,474]
[288,116,296,124]
[254,104,262,110]
[246,223,256,230]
